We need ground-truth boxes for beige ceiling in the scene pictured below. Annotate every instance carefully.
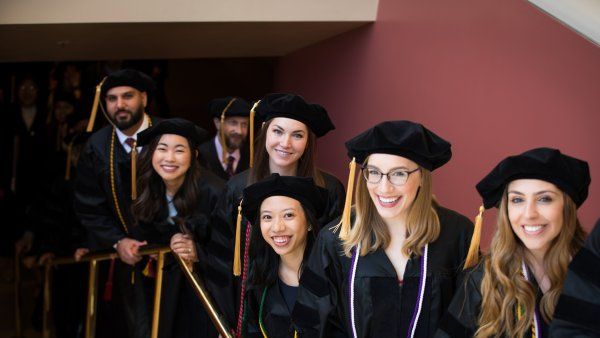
[0,0,378,62]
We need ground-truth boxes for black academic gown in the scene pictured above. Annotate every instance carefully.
[245,279,300,338]
[199,137,250,181]
[436,261,550,338]
[205,169,345,330]
[293,206,473,338]
[73,119,159,338]
[550,219,600,337]
[138,170,224,338]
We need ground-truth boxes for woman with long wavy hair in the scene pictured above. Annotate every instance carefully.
[293,120,474,338]
[436,147,590,338]
[206,93,345,335]
[132,118,225,338]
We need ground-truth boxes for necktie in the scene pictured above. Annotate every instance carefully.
[125,137,136,153]
[226,155,235,177]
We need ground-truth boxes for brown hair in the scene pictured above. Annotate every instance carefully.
[476,189,585,337]
[248,118,325,187]
[132,135,203,224]
[342,158,440,257]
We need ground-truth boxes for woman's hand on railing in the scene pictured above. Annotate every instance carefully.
[73,248,89,261]
[170,233,198,263]
[38,252,55,265]
[116,238,147,265]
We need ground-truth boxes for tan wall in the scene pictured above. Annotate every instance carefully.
[0,0,378,24]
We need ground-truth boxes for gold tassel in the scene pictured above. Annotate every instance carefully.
[463,205,485,269]
[131,140,137,200]
[233,200,243,276]
[86,76,107,132]
[219,98,237,164]
[339,158,357,240]
[64,140,74,180]
[249,100,260,168]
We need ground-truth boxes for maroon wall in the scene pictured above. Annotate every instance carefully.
[274,0,600,248]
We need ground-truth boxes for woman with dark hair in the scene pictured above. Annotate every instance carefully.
[207,93,345,335]
[132,118,225,338]
[293,120,474,338]
[436,148,590,338]
[239,174,327,337]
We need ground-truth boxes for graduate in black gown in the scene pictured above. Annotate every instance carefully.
[292,120,474,338]
[132,118,224,337]
[240,174,328,338]
[550,217,600,337]
[436,148,590,338]
[74,69,158,338]
[207,93,345,336]
[199,96,251,180]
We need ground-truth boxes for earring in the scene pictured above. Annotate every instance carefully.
[308,225,313,231]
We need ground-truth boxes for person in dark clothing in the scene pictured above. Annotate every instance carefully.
[74,68,157,338]
[132,118,225,337]
[206,93,345,337]
[550,218,600,337]
[240,174,328,338]
[293,120,474,338]
[436,148,590,338]
[199,96,251,180]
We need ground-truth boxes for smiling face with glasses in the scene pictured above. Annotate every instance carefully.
[363,153,422,223]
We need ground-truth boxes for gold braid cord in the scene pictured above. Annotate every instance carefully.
[110,131,129,234]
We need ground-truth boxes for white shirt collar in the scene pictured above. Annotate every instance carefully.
[214,135,240,170]
[115,114,149,153]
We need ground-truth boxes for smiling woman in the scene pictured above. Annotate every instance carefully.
[437,147,591,338]
[131,118,226,338]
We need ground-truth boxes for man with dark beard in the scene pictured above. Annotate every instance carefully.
[74,69,157,338]
[199,97,250,180]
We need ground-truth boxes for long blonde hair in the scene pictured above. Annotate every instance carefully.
[476,189,585,337]
[342,161,440,257]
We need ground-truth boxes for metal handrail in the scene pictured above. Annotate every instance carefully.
[17,245,233,338]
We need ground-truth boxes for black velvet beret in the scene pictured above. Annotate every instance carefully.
[242,174,327,225]
[100,69,156,97]
[137,118,209,147]
[255,93,335,137]
[208,97,250,118]
[345,120,452,171]
[476,147,591,209]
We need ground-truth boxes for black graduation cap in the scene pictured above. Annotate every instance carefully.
[137,118,209,148]
[254,93,335,138]
[463,147,591,270]
[242,174,327,223]
[208,97,250,118]
[231,174,327,276]
[100,69,156,98]
[476,147,590,209]
[345,120,452,171]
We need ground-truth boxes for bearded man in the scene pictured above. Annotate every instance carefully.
[199,97,250,180]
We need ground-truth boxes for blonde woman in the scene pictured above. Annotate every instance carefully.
[436,147,590,338]
[293,121,474,338]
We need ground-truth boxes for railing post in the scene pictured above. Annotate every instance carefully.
[14,250,22,338]
[85,259,98,338]
[43,263,52,338]
[151,250,166,338]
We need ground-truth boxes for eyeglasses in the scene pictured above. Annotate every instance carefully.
[361,166,420,186]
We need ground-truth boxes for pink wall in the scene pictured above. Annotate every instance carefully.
[274,0,600,248]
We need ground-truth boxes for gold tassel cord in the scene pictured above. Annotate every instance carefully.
[339,158,357,240]
[463,205,485,270]
[233,200,243,276]
[219,98,237,165]
[249,100,260,168]
[86,77,107,132]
